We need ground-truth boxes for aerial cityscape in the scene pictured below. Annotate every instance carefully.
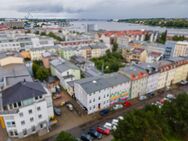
[0,0,188,141]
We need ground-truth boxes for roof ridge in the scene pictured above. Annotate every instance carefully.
[21,81,45,94]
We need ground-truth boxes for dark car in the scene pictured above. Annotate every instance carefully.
[80,134,93,141]
[147,92,155,98]
[54,107,62,116]
[88,128,102,139]
[99,109,110,116]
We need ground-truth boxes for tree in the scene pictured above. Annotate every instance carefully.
[36,67,49,81]
[113,107,169,141]
[32,62,40,78]
[157,30,167,44]
[112,42,118,52]
[56,131,77,141]
[172,35,185,41]
[162,93,188,136]
[40,32,46,36]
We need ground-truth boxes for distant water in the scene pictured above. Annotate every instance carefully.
[71,21,188,35]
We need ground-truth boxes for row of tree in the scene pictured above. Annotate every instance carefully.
[113,93,188,141]
[118,18,188,28]
[40,32,65,41]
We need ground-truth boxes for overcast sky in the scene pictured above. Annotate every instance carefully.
[0,0,188,19]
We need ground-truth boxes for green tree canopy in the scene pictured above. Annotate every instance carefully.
[56,131,77,141]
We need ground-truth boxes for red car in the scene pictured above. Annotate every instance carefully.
[124,101,132,107]
[96,127,110,135]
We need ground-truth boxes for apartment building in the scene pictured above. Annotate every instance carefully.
[165,41,188,58]
[168,57,188,84]
[146,51,163,63]
[0,38,21,52]
[119,66,148,99]
[123,48,148,63]
[50,58,81,91]
[61,42,108,60]
[74,73,130,114]
[0,52,32,89]
[0,81,54,138]
[135,63,159,94]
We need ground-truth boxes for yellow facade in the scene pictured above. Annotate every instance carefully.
[0,116,5,128]
[0,56,23,66]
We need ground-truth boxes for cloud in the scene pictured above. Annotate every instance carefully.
[0,0,187,18]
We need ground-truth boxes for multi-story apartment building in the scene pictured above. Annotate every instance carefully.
[122,48,148,63]
[0,52,32,89]
[165,41,188,58]
[30,46,58,61]
[0,38,21,52]
[168,57,188,84]
[74,73,130,114]
[155,60,175,89]
[146,51,163,63]
[119,66,148,99]
[135,63,159,94]
[61,42,108,60]
[0,81,54,138]
[50,58,81,91]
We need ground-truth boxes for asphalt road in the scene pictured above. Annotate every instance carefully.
[44,84,187,141]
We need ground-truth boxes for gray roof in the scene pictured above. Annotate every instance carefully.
[2,81,46,106]
[0,51,21,60]
[119,65,147,78]
[50,58,79,73]
[0,64,32,87]
[134,63,159,74]
[75,73,130,94]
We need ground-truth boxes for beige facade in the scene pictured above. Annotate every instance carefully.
[0,56,23,66]
[173,41,188,57]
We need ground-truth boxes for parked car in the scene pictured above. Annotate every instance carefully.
[80,134,93,141]
[96,127,110,135]
[54,107,62,116]
[103,122,113,130]
[112,104,123,110]
[166,94,176,100]
[124,101,132,107]
[88,128,102,139]
[118,116,124,120]
[139,95,147,101]
[99,109,110,116]
[112,119,119,126]
[147,93,155,98]
[180,80,188,85]
[66,103,74,111]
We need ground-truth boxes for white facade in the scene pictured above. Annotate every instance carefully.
[0,88,54,138]
[0,41,21,52]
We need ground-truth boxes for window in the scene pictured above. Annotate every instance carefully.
[93,99,95,102]
[31,126,35,132]
[28,109,32,114]
[14,130,18,136]
[13,103,17,108]
[37,107,41,111]
[18,102,21,107]
[93,105,95,109]
[21,121,25,125]
[98,97,101,100]
[35,97,38,100]
[89,100,92,103]
[23,129,27,136]
[39,96,42,99]
[9,131,14,136]
[30,117,34,122]
[38,114,42,119]
[19,113,23,117]
[40,123,43,129]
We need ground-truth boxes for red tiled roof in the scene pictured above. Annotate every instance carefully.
[149,52,162,57]
[0,24,9,31]
[101,30,146,37]
[132,48,145,54]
